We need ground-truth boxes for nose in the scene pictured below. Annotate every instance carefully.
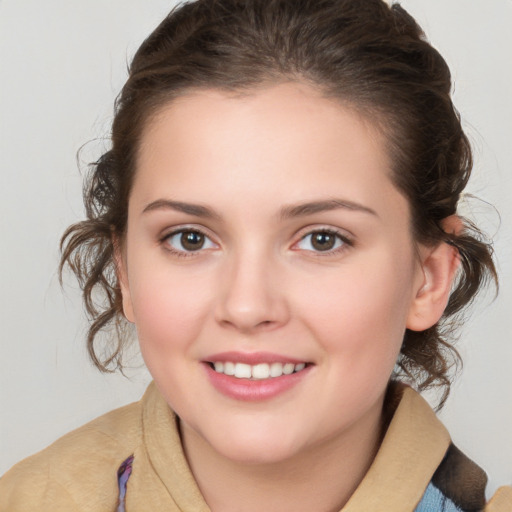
[215,248,290,333]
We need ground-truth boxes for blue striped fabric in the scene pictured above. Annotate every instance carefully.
[415,482,464,512]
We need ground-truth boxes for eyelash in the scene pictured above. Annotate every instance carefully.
[159,227,354,258]
[160,227,217,258]
[293,228,354,256]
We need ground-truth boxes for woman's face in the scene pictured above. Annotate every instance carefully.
[120,83,426,464]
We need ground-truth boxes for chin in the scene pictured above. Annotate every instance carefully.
[219,441,300,466]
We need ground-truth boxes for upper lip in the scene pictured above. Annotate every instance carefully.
[204,351,309,365]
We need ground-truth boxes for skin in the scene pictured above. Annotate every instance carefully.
[118,82,459,512]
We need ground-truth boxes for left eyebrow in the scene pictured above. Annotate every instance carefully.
[279,199,378,220]
[142,199,221,220]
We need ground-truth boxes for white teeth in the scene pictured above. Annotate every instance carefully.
[270,362,283,377]
[234,363,252,379]
[252,363,270,380]
[211,361,307,379]
[224,362,235,376]
[283,363,295,375]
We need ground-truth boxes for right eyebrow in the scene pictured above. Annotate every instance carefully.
[142,199,221,220]
[279,198,378,220]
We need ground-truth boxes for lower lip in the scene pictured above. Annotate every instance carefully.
[204,363,311,401]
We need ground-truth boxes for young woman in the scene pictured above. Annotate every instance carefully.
[1,0,510,510]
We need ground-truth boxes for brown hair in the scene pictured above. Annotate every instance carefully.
[60,0,497,405]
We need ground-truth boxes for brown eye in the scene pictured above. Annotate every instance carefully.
[165,229,216,253]
[181,231,205,251]
[311,232,336,251]
[296,230,347,253]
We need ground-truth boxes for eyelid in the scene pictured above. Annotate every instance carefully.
[291,226,354,255]
[159,225,219,256]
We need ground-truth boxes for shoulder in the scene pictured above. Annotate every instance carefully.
[0,399,143,512]
[486,486,512,512]
[374,385,512,512]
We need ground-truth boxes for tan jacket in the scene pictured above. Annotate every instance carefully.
[1,383,511,511]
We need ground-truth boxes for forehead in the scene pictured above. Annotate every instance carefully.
[141,82,386,163]
[132,82,407,222]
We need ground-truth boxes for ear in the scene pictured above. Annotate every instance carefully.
[113,236,135,323]
[406,216,462,331]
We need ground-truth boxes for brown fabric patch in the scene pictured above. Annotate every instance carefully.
[432,443,488,511]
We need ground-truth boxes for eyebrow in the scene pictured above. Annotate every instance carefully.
[142,199,221,219]
[141,197,378,220]
[279,199,378,219]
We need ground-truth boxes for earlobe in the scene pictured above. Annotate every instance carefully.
[113,237,135,324]
[406,218,462,331]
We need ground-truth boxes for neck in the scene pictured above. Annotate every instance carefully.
[180,396,387,512]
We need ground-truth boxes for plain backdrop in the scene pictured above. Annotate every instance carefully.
[1,0,511,496]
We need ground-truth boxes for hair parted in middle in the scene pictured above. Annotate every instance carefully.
[61,0,497,406]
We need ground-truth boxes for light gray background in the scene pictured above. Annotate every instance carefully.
[1,0,511,495]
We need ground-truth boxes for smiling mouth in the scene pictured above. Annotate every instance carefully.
[208,361,309,380]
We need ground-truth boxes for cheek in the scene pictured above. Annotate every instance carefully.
[128,263,214,356]
[300,251,416,368]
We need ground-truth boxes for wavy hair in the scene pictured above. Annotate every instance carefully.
[60,0,497,406]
